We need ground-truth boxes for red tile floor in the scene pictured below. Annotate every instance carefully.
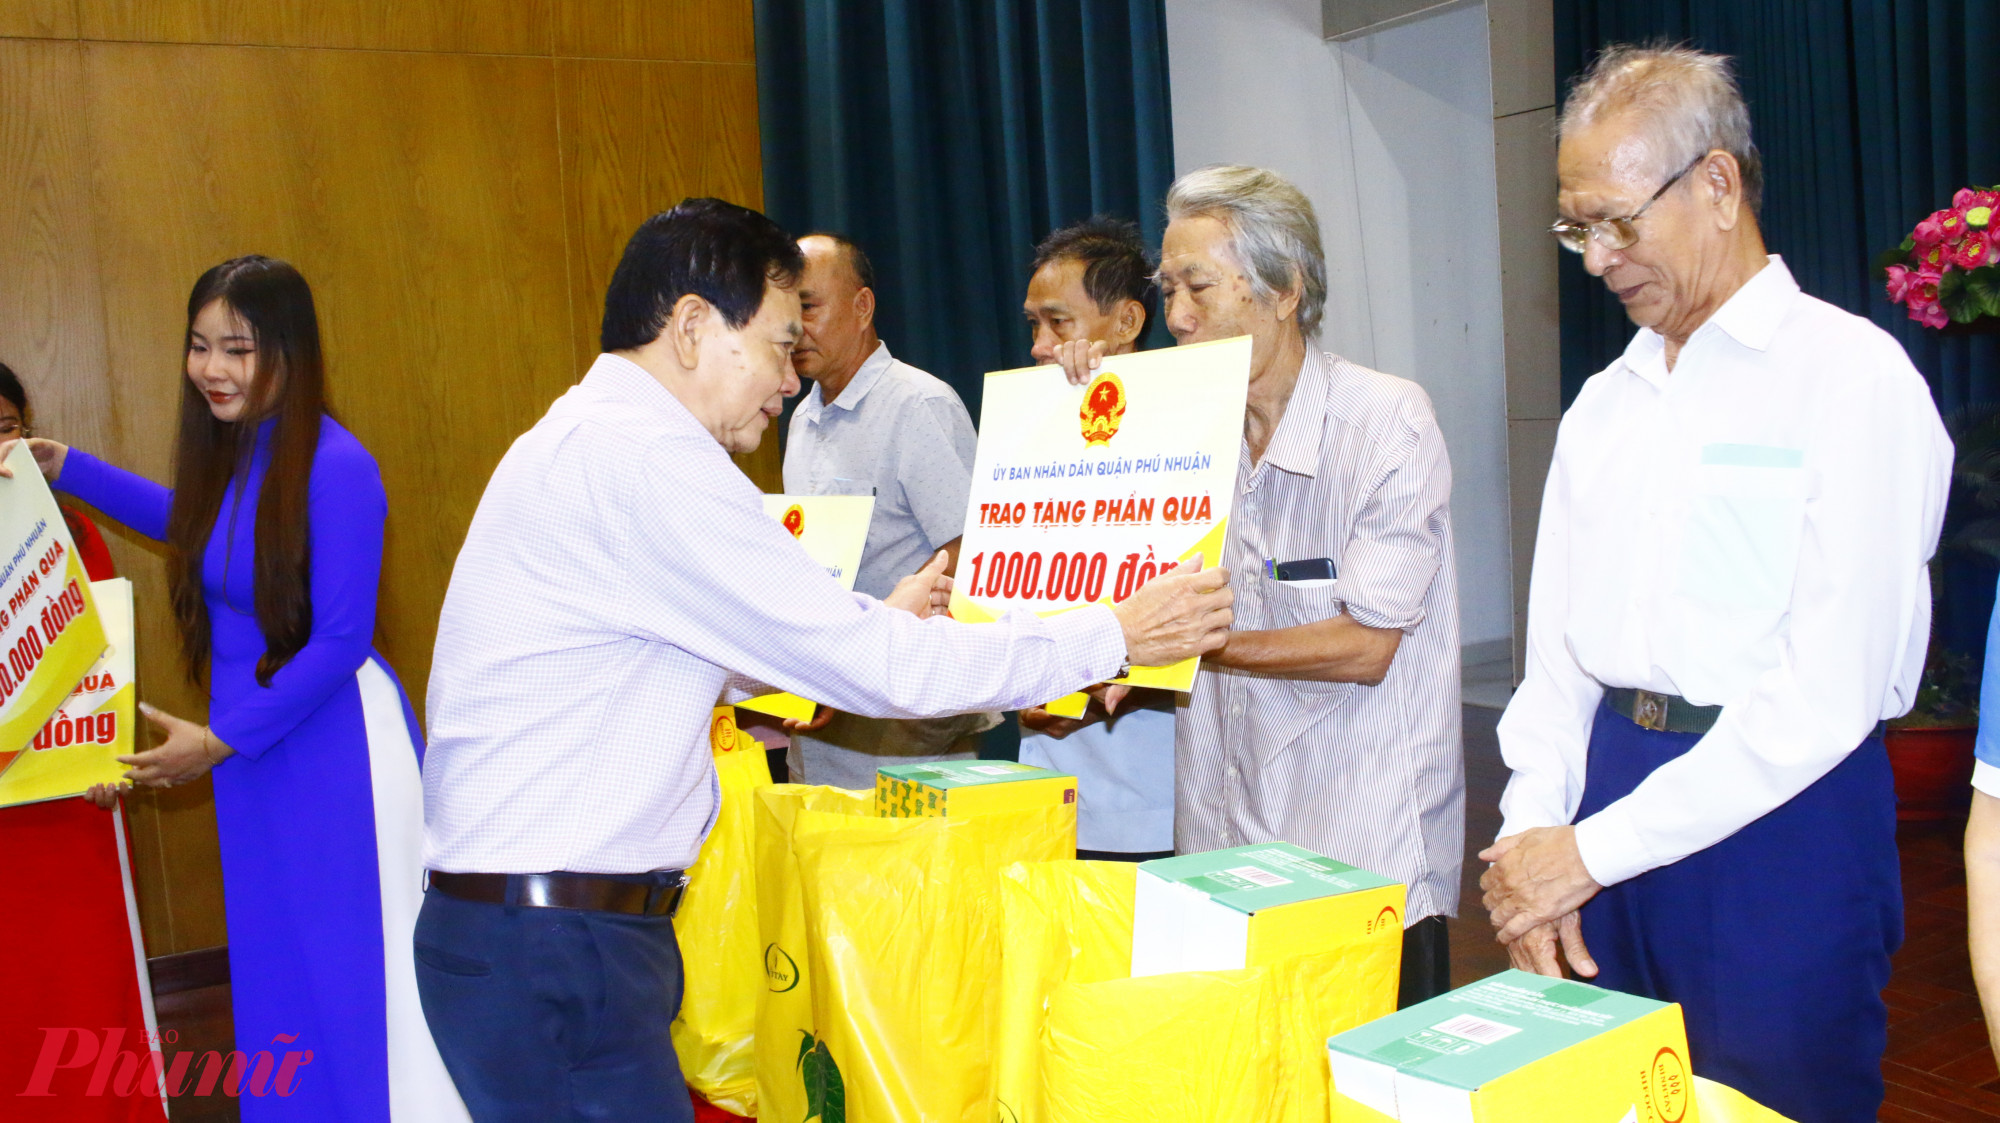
[150,706,1997,1121]
[1880,815,2000,1121]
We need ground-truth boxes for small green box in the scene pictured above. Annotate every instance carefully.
[1326,970,1693,1122]
[874,760,1076,818]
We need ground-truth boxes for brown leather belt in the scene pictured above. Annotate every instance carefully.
[427,870,688,917]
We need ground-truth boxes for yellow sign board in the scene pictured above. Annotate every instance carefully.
[950,337,1250,693]
[0,578,135,806]
[739,494,875,723]
[0,441,107,769]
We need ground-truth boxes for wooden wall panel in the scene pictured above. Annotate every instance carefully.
[78,0,552,55]
[555,56,778,487]
[0,38,228,954]
[0,0,76,39]
[83,42,578,734]
[554,0,755,63]
[2,0,761,955]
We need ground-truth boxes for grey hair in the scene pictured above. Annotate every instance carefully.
[1164,165,1328,338]
[1559,43,1763,217]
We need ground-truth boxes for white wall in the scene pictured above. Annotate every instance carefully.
[1164,0,1514,649]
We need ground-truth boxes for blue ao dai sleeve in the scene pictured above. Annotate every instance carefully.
[54,450,173,542]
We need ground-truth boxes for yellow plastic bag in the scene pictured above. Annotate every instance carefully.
[788,801,1076,1123]
[753,784,876,1123]
[669,709,774,1116]
[996,859,1402,1123]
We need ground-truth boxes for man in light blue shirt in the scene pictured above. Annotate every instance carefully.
[1967,574,2000,1063]
[782,232,992,786]
[1016,217,1177,859]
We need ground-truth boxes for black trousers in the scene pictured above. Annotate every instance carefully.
[1397,915,1451,1008]
[413,882,694,1123]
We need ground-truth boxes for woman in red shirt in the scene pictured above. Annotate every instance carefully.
[0,361,117,580]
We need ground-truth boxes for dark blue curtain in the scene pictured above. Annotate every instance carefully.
[1556,1,1997,414]
[1556,0,2000,655]
[754,0,1176,423]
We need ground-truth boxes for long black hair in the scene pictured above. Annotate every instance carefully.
[167,256,326,687]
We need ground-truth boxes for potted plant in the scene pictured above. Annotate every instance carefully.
[1886,638,1979,820]
[1884,408,1996,819]
[1874,190,1999,818]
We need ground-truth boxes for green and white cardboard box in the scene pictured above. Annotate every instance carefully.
[1130,842,1405,977]
[1325,969,1693,1123]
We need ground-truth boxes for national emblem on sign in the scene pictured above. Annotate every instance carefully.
[781,504,806,538]
[1079,371,1127,447]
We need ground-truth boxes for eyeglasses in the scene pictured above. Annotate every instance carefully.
[0,419,27,438]
[1549,153,1706,254]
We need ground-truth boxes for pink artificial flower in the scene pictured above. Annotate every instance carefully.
[1907,274,1940,306]
[1938,208,1968,240]
[1885,264,1913,303]
[1906,294,1949,329]
[1916,241,1951,273]
[1952,231,1993,270]
[1956,187,1979,210]
[1914,214,1948,245]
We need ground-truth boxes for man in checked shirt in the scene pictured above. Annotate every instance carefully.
[1058,164,1464,1006]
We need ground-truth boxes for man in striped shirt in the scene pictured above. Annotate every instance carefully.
[1060,165,1464,1005]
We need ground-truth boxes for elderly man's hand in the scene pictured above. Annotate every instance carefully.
[1503,913,1598,979]
[1478,826,1602,944]
[1051,339,1109,387]
[884,550,953,618]
[1106,554,1232,667]
[782,706,837,734]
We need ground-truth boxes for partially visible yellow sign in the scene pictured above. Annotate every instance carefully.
[0,441,106,770]
[951,337,1251,692]
[739,495,876,723]
[0,578,131,806]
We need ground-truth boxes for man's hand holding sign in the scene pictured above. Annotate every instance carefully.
[958,334,1251,718]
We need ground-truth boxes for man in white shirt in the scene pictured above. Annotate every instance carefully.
[781,232,993,786]
[415,198,1234,1122]
[1017,216,1178,861]
[1058,166,1465,1007]
[1479,46,1951,1123]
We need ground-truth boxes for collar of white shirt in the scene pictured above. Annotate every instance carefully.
[586,351,702,428]
[803,341,896,421]
[1256,348,1332,480]
[1617,255,1799,386]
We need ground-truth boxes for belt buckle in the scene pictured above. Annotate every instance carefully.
[1632,689,1670,733]
[645,873,691,918]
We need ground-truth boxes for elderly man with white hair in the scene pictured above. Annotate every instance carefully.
[1061,165,1464,1006]
[1479,45,1950,1121]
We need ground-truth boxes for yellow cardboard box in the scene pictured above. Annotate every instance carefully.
[1327,970,1697,1123]
[1131,842,1407,974]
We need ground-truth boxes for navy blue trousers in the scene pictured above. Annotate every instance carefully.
[412,885,695,1123]
[1576,701,1901,1123]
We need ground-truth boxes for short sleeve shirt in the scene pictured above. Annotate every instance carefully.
[784,342,978,599]
[1176,350,1464,921]
[1976,573,2000,797]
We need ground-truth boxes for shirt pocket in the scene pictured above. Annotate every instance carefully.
[1676,446,1810,612]
[1262,576,1355,700]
